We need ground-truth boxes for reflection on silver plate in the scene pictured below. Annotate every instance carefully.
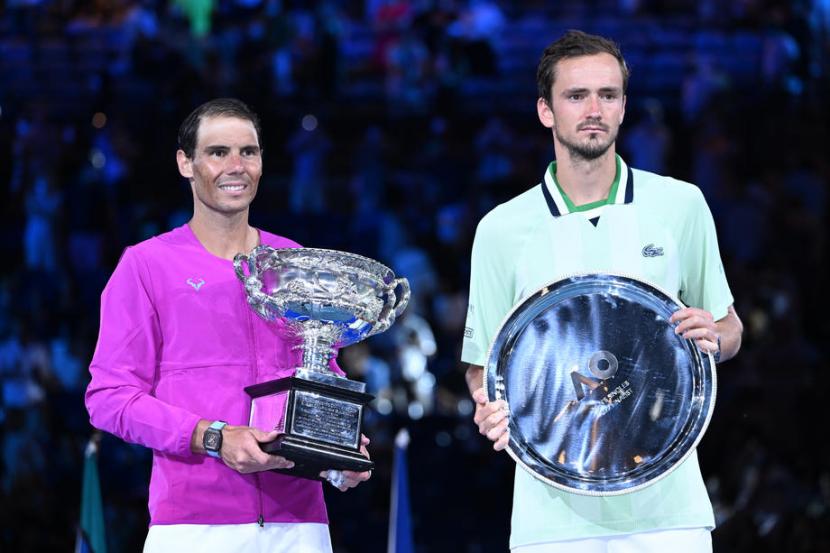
[484,274,716,496]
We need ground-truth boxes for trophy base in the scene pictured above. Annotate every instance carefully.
[245,369,374,481]
[262,434,375,480]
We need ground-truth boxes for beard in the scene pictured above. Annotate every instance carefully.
[554,120,618,161]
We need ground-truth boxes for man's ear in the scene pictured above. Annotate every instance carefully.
[620,94,626,125]
[537,97,554,129]
[176,149,193,179]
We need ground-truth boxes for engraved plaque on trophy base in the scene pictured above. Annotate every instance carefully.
[245,369,375,480]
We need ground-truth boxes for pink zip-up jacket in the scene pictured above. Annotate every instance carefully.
[85,224,331,525]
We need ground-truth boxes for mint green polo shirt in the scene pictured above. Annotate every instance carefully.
[462,156,733,548]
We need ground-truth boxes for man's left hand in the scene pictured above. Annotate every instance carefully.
[670,307,719,356]
[318,434,372,492]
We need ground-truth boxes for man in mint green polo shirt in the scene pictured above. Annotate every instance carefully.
[462,30,744,553]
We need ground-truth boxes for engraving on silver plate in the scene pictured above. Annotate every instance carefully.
[233,246,410,375]
[484,274,716,496]
[291,391,362,449]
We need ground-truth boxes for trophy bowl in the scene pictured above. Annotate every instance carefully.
[485,273,716,496]
[233,246,410,479]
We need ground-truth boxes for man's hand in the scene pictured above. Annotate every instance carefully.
[319,435,372,491]
[472,387,510,451]
[219,426,295,473]
[191,420,293,473]
[670,307,719,355]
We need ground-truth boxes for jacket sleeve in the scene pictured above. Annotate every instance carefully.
[85,247,201,457]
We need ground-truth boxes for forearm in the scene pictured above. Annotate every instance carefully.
[465,364,484,396]
[715,305,743,362]
[86,379,202,456]
[190,419,212,454]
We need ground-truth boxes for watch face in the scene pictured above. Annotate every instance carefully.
[205,430,221,451]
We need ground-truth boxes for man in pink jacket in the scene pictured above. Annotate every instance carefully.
[85,98,370,552]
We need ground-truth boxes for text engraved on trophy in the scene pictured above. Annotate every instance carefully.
[597,380,633,417]
[292,391,361,448]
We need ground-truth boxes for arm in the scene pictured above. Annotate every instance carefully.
[462,214,515,451]
[85,248,203,456]
[673,187,742,362]
[86,248,293,472]
[466,364,510,450]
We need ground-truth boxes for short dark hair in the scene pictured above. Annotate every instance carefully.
[536,30,629,105]
[177,98,262,159]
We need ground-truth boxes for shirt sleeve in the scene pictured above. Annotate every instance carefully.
[678,188,734,321]
[461,213,516,367]
[85,247,201,457]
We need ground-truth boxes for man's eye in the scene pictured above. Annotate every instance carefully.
[211,150,226,157]
[569,94,583,101]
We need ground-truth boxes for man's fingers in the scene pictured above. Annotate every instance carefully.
[679,327,717,342]
[695,338,719,354]
[473,399,508,425]
[252,429,280,443]
[486,417,509,442]
[670,307,712,324]
[480,407,508,435]
[493,428,510,451]
[335,470,371,491]
[343,469,371,483]
[472,387,488,404]
[319,469,370,491]
[266,455,294,470]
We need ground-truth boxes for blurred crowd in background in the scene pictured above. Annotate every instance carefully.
[1,0,828,551]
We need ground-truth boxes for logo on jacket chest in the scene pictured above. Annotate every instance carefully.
[187,277,206,291]
[641,243,664,258]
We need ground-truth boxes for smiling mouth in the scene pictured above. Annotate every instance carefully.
[219,184,246,192]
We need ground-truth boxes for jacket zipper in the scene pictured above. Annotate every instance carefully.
[245,306,265,527]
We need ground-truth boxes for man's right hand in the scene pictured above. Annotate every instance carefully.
[191,420,294,473]
[219,426,295,473]
[472,387,510,451]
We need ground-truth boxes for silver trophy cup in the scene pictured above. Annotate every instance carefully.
[234,246,410,479]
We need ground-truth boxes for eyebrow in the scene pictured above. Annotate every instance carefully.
[202,144,261,153]
[562,86,622,95]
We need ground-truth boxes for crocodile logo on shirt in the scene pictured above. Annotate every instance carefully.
[641,244,664,258]
[187,278,205,291]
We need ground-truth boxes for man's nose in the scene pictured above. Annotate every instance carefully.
[586,95,602,117]
[225,152,244,173]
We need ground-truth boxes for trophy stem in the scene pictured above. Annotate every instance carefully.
[301,334,336,373]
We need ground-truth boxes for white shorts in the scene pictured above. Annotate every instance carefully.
[512,528,712,553]
[144,522,332,553]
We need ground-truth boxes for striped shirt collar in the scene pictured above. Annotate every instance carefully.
[541,155,634,219]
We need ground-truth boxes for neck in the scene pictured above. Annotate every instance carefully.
[189,207,257,260]
[552,145,617,206]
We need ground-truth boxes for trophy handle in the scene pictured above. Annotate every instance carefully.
[373,278,410,334]
[390,277,410,318]
[233,251,274,310]
[233,252,250,281]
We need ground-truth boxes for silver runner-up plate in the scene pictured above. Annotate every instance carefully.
[484,274,716,496]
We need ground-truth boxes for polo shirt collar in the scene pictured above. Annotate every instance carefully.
[541,155,634,219]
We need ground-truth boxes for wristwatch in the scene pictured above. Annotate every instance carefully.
[203,421,227,458]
